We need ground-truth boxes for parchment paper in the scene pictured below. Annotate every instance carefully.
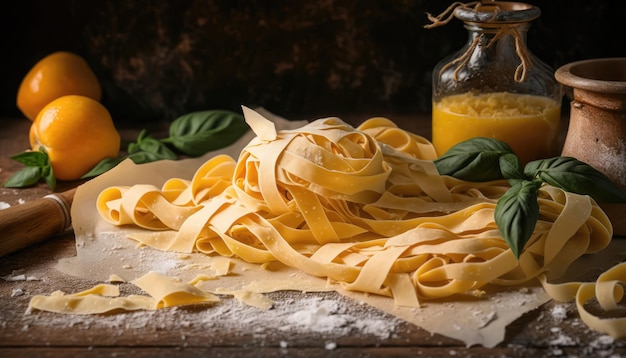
[56,108,559,348]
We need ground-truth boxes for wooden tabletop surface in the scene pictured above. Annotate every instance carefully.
[1,114,625,357]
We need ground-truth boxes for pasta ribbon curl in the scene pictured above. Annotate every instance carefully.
[540,262,626,339]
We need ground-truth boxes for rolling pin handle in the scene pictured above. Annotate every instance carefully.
[44,193,73,232]
[0,188,75,257]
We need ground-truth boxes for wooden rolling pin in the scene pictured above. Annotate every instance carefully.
[0,188,75,257]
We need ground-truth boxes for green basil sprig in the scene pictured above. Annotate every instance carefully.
[127,129,177,161]
[4,148,56,190]
[4,110,249,188]
[434,137,626,259]
[434,137,515,182]
[525,157,626,203]
[494,180,541,258]
[162,110,250,157]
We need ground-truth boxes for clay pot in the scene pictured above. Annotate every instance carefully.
[555,58,626,237]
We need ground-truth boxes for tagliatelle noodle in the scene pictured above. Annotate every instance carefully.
[539,262,626,339]
[357,117,438,160]
[52,108,624,337]
[97,184,202,230]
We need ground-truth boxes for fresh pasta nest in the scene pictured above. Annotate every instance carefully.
[96,108,614,310]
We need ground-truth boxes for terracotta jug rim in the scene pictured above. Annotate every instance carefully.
[555,58,626,94]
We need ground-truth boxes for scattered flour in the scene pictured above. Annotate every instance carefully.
[2,270,40,282]
[20,290,399,348]
[11,288,24,297]
[0,202,10,210]
[550,304,568,323]
[280,296,396,338]
[549,329,577,347]
[548,329,578,356]
[585,335,619,357]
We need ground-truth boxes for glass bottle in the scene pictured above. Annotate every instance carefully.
[431,1,562,164]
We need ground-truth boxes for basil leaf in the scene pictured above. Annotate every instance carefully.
[434,137,514,182]
[162,110,249,157]
[525,157,626,203]
[3,148,56,190]
[499,152,526,186]
[82,149,179,179]
[10,149,48,167]
[41,163,56,189]
[494,180,540,259]
[82,157,126,178]
[127,129,149,154]
[3,166,42,188]
[128,130,177,160]
[127,151,172,164]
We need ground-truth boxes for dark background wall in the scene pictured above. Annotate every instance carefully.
[1,0,625,125]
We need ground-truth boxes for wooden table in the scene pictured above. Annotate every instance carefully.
[1,114,624,357]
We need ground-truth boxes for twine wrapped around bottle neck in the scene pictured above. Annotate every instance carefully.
[424,1,481,29]
[425,1,532,82]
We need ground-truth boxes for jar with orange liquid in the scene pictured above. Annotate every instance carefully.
[430,1,562,164]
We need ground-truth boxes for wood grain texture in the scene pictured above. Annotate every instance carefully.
[0,188,74,257]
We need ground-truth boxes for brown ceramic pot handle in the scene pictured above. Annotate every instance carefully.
[0,188,75,257]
